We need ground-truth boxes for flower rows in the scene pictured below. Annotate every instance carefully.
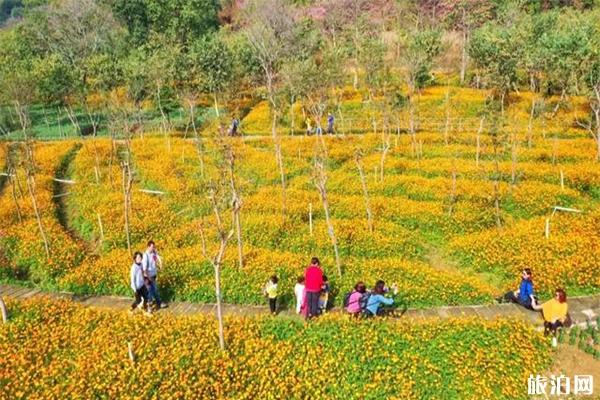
[0,297,550,400]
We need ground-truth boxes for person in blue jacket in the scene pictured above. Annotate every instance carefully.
[499,268,537,310]
[365,280,396,317]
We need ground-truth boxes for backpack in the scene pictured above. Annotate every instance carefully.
[358,292,371,313]
[343,291,353,308]
[343,291,371,312]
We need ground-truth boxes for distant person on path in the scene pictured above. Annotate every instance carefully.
[130,251,151,315]
[142,240,167,309]
[294,276,305,314]
[327,113,335,134]
[305,117,313,135]
[499,268,537,310]
[229,118,240,136]
[533,288,570,346]
[263,275,279,315]
[319,275,330,313]
[304,257,324,319]
[344,281,367,316]
[365,280,396,317]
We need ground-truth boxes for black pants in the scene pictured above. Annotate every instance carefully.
[305,291,321,318]
[544,320,563,336]
[268,297,277,314]
[503,291,533,310]
[131,286,148,310]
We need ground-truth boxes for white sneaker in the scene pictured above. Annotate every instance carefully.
[552,337,558,347]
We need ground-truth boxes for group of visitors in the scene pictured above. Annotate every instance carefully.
[129,240,167,315]
[264,257,398,319]
[305,114,335,135]
[499,268,570,346]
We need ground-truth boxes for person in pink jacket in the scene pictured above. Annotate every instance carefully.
[346,282,367,316]
[304,257,323,319]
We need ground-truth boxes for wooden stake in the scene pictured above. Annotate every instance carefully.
[128,342,135,364]
[97,213,104,244]
[560,169,564,191]
[0,297,7,324]
[545,218,550,239]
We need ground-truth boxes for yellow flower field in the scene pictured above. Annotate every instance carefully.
[0,297,550,400]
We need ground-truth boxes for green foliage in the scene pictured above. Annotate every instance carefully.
[111,0,220,47]
[190,33,234,95]
[469,22,523,95]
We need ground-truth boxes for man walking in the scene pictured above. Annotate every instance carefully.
[142,240,167,309]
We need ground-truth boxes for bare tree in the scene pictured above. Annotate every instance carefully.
[243,0,295,215]
[226,145,244,269]
[354,151,374,232]
[313,157,342,277]
[120,160,133,256]
[206,184,234,351]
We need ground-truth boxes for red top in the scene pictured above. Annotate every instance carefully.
[304,265,323,292]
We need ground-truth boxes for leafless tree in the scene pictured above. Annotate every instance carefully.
[313,157,342,277]
[354,151,374,232]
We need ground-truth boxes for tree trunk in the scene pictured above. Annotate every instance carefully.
[448,161,457,216]
[207,187,234,351]
[511,134,518,185]
[527,98,535,148]
[460,25,468,85]
[227,148,243,269]
[26,173,50,259]
[10,173,22,223]
[121,162,133,256]
[0,297,7,324]
[314,160,342,277]
[476,117,484,167]
[379,141,390,182]
[271,109,286,217]
[355,153,374,233]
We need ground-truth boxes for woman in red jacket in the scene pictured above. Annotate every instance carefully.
[304,257,324,319]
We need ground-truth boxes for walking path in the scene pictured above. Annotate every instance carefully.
[1,283,599,331]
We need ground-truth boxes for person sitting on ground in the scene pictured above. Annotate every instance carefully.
[304,257,324,319]
[294,276,305,315]
[345,282,367,316]
[130,251,151,315]
[499,268,537,310]
[319,275,330,314]
[533,288,569,346]
[263,275,279,315]
[365,280,396,317]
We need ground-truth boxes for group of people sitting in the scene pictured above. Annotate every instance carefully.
[499,268,570,346]
[264,257,399,319]
[129,240,168,315]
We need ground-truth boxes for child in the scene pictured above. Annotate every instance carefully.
[294,276,305,314]
[319,275,330,314]
[264,275,278,315]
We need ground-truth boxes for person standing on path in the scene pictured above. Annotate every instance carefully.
[130,252,151,315]
[142,240,167,309]
[304,257,324,319]
[326,113,335,134]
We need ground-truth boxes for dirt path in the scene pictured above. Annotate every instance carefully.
[544,344,600,398]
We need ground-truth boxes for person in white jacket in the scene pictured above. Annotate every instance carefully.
[130,252,149,313]
[294,276,305,314]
